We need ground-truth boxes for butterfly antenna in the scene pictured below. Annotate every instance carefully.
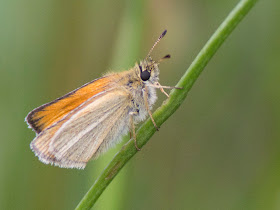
[146,29,167,59]
[158,54,171,63]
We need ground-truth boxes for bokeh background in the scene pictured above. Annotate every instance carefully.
[1,0,279,209]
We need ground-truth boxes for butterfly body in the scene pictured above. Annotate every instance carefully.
[27,58,160,169]
[26,30,177,169]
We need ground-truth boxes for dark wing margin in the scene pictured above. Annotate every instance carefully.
[25,76,114,134]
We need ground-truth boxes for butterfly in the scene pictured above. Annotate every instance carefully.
[26,30,180,169]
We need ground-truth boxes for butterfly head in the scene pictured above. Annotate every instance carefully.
[138,54,170,83]
[137,30,170,83]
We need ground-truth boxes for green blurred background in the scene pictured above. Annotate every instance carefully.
[1,0,279,209]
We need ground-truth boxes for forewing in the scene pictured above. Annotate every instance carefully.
[26,76,115,134]
[31,89,132,169]
[30,89,108,167]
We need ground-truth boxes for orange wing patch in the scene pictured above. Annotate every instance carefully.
[26,76,114,134]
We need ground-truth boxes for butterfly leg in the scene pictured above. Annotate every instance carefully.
[147,82,182,98]
[155,82,182,90]
[144,86,159,131]
[129,112,141,151]
[157,83,170,98]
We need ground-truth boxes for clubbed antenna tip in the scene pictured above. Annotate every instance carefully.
[157,54,171,64]
[163,54,170,59]
[146,30,168,58]
[160,30,167,39]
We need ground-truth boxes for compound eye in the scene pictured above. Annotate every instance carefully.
[140,70,150,81]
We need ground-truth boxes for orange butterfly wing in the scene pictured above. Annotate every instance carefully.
[26,75,115,134]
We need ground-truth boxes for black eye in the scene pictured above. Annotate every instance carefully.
[141,70,150,81]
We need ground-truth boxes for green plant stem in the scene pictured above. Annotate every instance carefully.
[75,0,258,209]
